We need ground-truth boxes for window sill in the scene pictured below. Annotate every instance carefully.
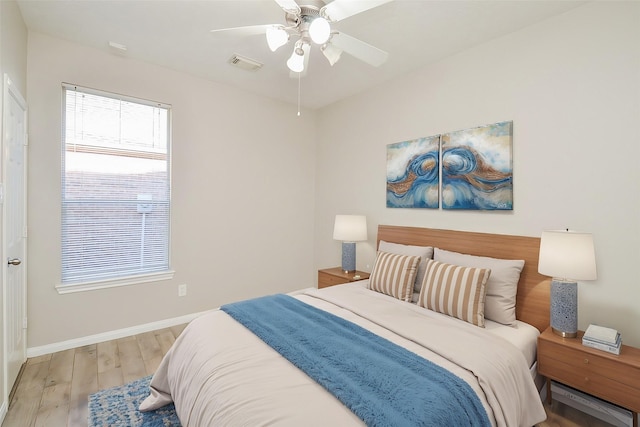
[56,270,175,294]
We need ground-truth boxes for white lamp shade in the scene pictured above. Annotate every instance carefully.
[322,43,342,66]
[333,215,367,242]
[286,47,305,72]
[266,26,288,52]
[309,17,331,45]
[538,230,597,281]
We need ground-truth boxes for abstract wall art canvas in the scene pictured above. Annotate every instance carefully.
[441,121,513,210]
[386,135,440,209]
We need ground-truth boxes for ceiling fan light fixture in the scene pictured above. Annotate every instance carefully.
[266,26,289,52]
[309,17,331,45]
[286,44,305,73]
[322,43,343,66]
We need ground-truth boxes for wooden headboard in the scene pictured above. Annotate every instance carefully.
[377,225,550,332]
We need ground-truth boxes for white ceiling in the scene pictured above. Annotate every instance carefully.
[17,0,585,110]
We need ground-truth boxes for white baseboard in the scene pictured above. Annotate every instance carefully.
[26,309,215,358]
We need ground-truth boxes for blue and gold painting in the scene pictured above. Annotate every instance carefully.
[386,135,440,209]
[441,121,513,210]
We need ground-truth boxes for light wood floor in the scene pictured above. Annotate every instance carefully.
[1,324,186,427]
[1,323,616,427]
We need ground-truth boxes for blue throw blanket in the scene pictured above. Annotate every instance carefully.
[221,294,491,427]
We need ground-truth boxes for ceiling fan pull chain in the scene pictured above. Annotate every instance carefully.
[297,71,301,117]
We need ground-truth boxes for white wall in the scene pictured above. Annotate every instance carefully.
[26,32,317,348]
[1,0,27,94]
[315,2,640,345]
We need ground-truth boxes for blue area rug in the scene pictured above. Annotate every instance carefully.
[88,375,181,427]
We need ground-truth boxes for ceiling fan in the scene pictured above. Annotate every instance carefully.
[211,0,393,74]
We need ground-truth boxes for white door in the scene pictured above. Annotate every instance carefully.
[2,75,27,401]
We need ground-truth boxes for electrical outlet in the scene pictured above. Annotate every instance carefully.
[178,284,187,297]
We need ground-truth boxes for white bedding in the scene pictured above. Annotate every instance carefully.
[411,287,540,367]
[484,318,540,368]
[141,282,546,426]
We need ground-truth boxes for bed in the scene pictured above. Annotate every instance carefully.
[140,225,551,426]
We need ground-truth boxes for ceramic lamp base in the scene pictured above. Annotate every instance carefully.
[341,242,356,273]
[550,279,578,338]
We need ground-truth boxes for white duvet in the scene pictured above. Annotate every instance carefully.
[140,283,546,426]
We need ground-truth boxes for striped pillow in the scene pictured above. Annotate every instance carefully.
[418,259,491,327]
[368,251,421,302]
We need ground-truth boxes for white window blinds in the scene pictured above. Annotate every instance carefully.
[61,84,171,286]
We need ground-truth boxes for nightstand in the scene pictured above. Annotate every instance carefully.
[537,327,640,427]
[317,267,370,289]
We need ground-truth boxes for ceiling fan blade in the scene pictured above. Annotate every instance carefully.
[321,0,393,22]
[330,32,388,67]
[273,0,301,14]
[210,25,273,37]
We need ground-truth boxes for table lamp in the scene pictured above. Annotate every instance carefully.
[538,230,597,338]
[333,215,367,273]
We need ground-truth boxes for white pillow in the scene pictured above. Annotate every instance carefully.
[378,241,434,294]
[434,248,524,326]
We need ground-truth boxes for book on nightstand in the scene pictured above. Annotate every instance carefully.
[582,324,622,355]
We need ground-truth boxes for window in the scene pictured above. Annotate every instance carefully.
[59,84,172,292]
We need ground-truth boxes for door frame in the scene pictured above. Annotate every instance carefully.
[1,74,28,417]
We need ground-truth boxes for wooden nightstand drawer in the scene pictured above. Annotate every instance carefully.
[539,338,640,389]
[539,352,640,411]
[317,267,370,289]
[318,271,349,288]
[538,327,640,417]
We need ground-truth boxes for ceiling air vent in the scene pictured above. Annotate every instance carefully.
[228,54,263,72]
